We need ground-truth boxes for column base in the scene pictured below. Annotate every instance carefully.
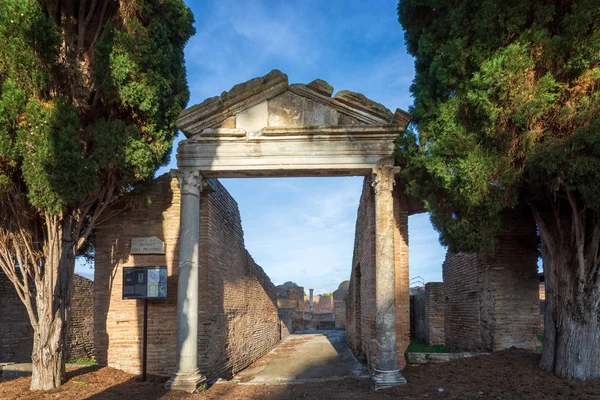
[164,369,207,393]
[371,368,407,390]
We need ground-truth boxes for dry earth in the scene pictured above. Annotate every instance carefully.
[1,349,599,399]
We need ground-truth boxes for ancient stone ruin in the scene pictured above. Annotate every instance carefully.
[85,70,541,392]
[91,70,412,391]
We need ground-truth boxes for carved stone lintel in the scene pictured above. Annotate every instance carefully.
[371,158,400,194]
[171,169,203,197]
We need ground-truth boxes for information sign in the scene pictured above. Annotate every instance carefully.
[122,266,167,300]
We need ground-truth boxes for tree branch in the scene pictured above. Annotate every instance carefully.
[567,190,586,292]
[531,203,556,256]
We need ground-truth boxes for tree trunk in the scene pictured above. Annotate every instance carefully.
[30,318,65,390]
[30,221,77,390]
[539,244,600,380]
[553,305,600,380]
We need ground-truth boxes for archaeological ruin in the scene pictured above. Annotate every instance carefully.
[86,69,542,392]
[0,70,545,392]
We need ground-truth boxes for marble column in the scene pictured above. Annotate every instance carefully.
[309,289,314,312]
[371,160,407,390]
[165,169,207,392]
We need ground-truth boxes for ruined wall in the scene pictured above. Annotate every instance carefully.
[0,272,32,363]
[0,272,94,363]
[443,253,482,352]
[346,177,377,368]
[333,281,349,329]
[94,174,280,378]
[303,295,333,313]
[424,283,444,346]
[443,211,540,352]
[66,275,95,360]
[346,176,409,369]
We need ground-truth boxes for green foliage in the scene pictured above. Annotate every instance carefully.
[406,338,446,354]
[397,0,600,252]
[67,356,97,366]
[0,0,195,216]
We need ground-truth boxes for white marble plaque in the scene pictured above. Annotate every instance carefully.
[130,236,165,254]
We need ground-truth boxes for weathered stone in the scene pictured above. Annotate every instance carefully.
[267,92,304,127]
[177,70,288,136]
[392,108,411,129]
[334,90,394,123]
[178,70,409,138]
[339,114,367,126]
[130,236,165,254]
[306,79,334,97]
[406,352,489,364]
[302,97,338,126]
[236,101,268,133]
[219,117,236,129]
[178,126,403,177]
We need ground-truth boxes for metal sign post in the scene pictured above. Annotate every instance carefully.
[122,266,167,381]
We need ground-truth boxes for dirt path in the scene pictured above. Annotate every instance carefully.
[2,349,600,399]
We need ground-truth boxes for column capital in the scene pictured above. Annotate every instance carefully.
[371,158,400,194]
[171,169,203,197]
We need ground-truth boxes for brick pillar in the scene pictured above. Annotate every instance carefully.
[371,159,406,389]
[165,169,206,392]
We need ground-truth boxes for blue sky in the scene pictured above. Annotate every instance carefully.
[79,0,447,293]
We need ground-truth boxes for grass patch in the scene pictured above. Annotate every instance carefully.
[72,381,88,386]
[67,356,97,366]
[406,338,446,353]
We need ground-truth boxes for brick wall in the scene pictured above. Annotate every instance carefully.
[443,211,540,352]
[303,295,333,313]
[424,283,444,346]
[346,176,410,370]
[0,272,32,362]
[66,275,95,360]
[333,282,349,329]
[0,272,94,363]
[94,174,280,378]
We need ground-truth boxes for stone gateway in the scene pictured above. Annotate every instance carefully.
[91,70,541,393]
[93,70,413,391]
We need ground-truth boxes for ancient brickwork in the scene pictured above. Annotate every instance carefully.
[278,309,295,339]
[66,275,95,360]
[443,212,540,352]
[333,281,349,329]
[0,272,94,363]
[393,183,411,367]
[0,272,33,362]
[303,295,333,313]
[443,253,482,351]
[346,177,409,370]
[94,174,280,378]
[424,283,444,346]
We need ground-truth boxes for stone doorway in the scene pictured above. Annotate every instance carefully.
[167,70,420,391]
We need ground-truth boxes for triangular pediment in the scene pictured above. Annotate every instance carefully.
[177,70,410,138]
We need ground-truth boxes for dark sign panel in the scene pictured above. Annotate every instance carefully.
[123,266,167,300]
